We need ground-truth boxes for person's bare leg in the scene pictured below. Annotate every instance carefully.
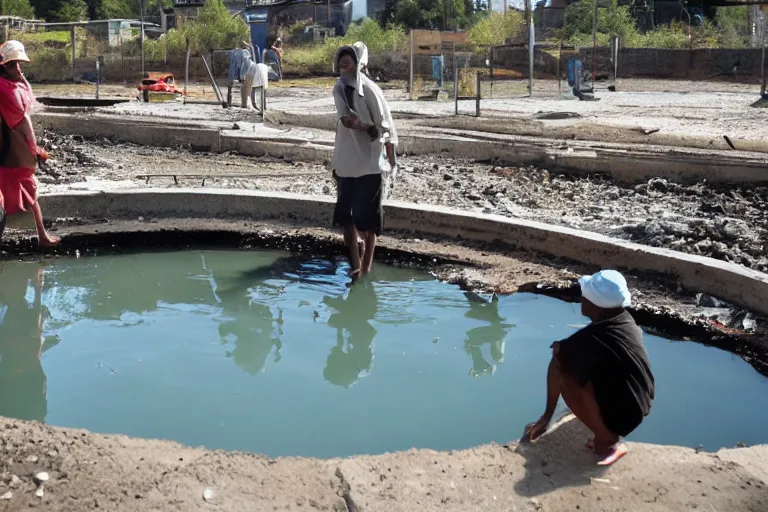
[523,352,562,442]
[32,202,60,247]
[560,375,627,465]
[343,225,361,277]
[360,232,376,275]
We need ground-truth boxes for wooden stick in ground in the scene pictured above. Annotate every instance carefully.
[201,54,224,106]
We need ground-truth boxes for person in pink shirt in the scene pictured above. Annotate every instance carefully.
[0,41,59,246]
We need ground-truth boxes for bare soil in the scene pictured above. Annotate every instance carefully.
[0,414,765,512]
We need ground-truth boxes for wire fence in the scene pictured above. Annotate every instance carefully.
[6,21,234,85]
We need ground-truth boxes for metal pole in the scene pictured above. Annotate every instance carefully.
[327,0,331,28]
[591,0,598,85]
[613,36,619,89]
[528,19,534,97]
[557,42,561,94]
[95,58,100,99]
[762,14,767,97]
[475,72,481,117]
[409,30,414,99]
[489,47,494,99]
[140,0,146,77]
[184,39,190,105]
[454,50,458,115]
[71,26,76,83]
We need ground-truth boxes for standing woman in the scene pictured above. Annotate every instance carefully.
[0,41,59,246]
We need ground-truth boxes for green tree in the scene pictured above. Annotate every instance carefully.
[559,0,638,46]
[715,6,748,48]
[393,0,473,30]
[467,11,524,46]
[95,0,135,19]
[52,0,86,21]
[1,0,36,18]
[171,0,248,52]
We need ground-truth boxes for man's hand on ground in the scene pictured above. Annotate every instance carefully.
[522,415,552,443]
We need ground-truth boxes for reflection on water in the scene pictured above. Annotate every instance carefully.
[463,291,514,378]
[0,262,50,422]
[0,250,766,457]
[323,282,377,388]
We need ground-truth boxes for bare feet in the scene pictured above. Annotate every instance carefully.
[38,233,61,247]
[595,443,629,466]
[588,439,629,466]
[522,416,551,443]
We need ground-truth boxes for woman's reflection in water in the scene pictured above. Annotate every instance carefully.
[463,292,514,378]
[323,281,378,388]
[0,263,53,422]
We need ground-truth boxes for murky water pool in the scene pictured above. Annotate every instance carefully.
[0,250,766,457]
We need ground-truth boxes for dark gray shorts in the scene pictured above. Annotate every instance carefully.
[332,172,383,235]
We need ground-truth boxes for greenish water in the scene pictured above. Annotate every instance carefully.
[0,250,766,458]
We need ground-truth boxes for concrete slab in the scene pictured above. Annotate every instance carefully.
[37,188,768,316]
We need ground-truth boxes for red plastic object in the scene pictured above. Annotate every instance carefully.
[137,73,183,95]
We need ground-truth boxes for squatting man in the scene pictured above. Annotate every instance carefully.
[523,270,655,465]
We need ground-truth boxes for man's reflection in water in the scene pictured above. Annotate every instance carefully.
[323,282,378,388]
[463,292,514,378]
[0,263,52,422]
[216,278,283,376]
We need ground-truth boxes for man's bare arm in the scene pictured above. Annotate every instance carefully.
[385,142,395,168]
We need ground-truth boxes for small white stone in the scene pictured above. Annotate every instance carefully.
[0,491,12,500]
[10,475,20,488]
[34,472,49,484]
[203,488,214,502]
[35,488,44,498]
[138,216,144,221]
[26,455,38,463]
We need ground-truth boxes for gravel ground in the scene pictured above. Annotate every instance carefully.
[36,132,768,273]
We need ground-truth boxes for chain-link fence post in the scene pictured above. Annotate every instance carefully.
[71,26,76,83]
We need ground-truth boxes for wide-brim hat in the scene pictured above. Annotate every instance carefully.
[0,40,31,65]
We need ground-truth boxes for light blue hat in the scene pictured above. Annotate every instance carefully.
[578,269,631,309]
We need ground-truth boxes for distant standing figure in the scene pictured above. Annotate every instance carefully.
[523,270,655,466]
[331,43,397,280]
[0,41,59,246]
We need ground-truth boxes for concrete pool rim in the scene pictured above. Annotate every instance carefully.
[3,188,765,374]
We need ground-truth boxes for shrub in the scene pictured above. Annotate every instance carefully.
[283,18,408,75]
[467,12,525,47]
[23,48,71,82]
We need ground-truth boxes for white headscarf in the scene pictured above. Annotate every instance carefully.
[334,43,367,97]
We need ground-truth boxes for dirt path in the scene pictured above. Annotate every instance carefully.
[0,415,765,511]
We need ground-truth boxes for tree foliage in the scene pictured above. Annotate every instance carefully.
[380,0,475,30]
[52,0,87,21]
[1,0,36,19]
[467,11,525,46]
[169,0,248,52]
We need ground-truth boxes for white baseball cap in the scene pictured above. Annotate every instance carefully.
[0,41,31,65]
[579,269,632,309]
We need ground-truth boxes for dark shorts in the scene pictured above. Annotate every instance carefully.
[594,385,645,437]
[332,172,383,235]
